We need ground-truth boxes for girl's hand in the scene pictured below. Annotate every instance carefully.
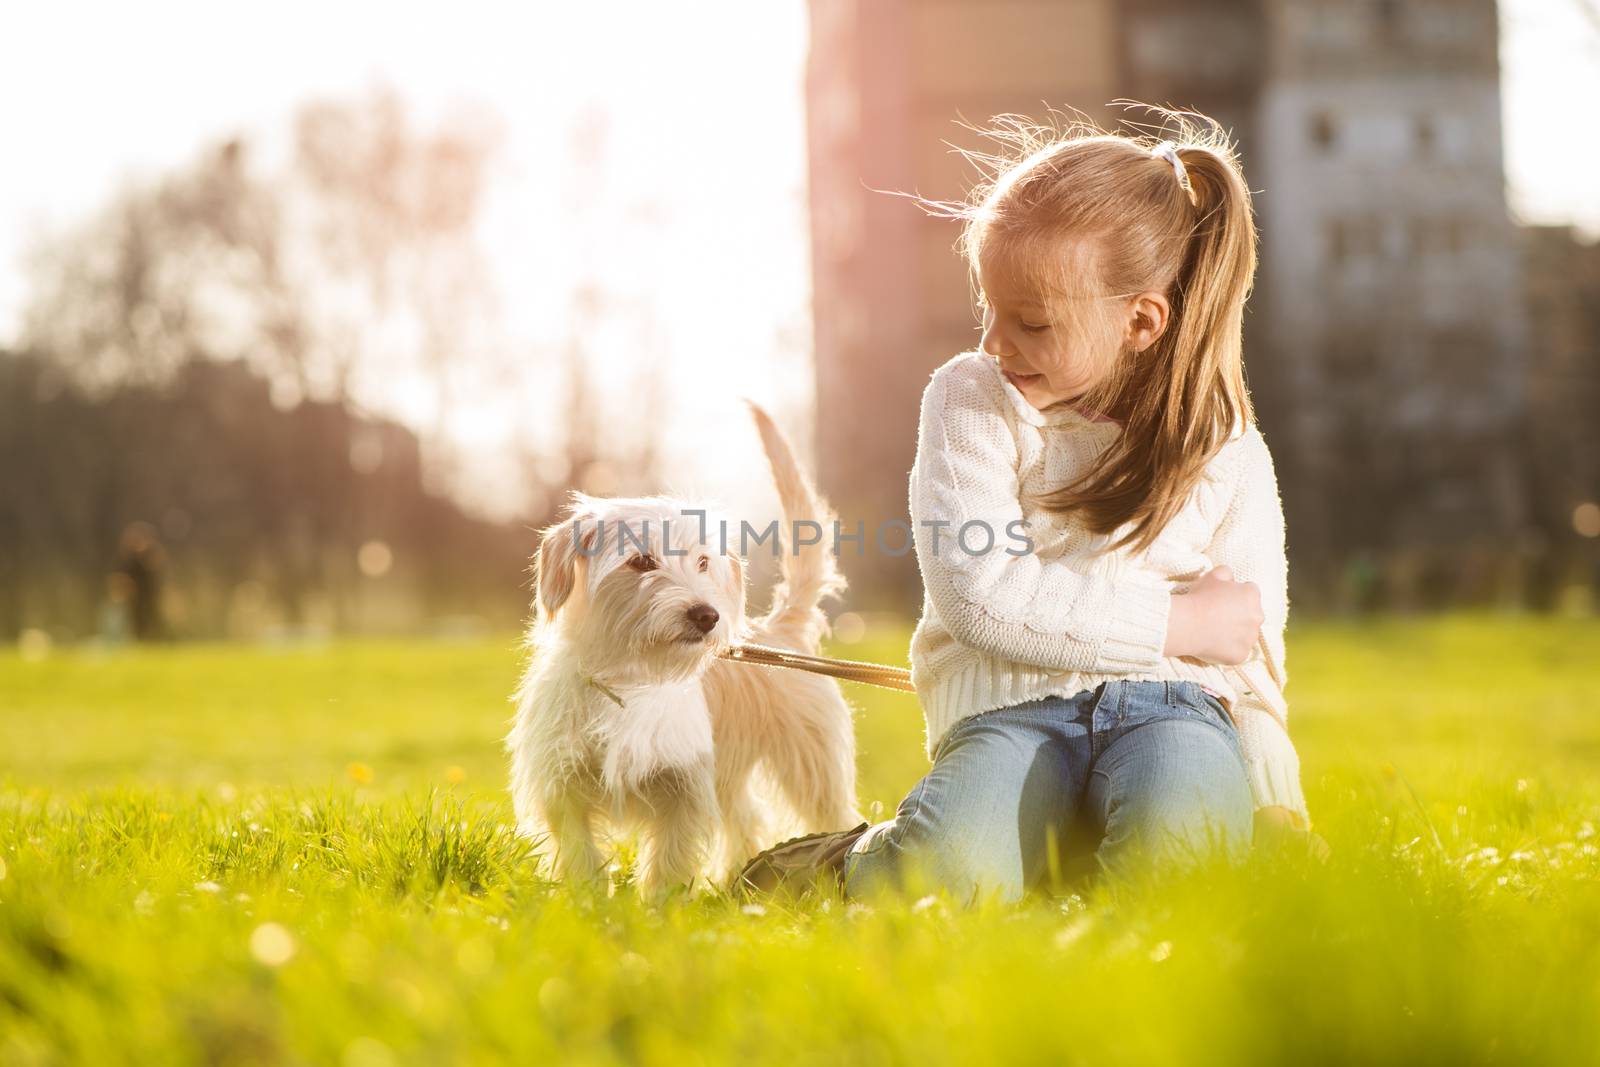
[1163,565,1263,665]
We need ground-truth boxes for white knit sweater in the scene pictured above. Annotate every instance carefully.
[908,350,1307,819]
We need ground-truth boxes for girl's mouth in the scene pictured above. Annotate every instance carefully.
[1003,369,1044,390]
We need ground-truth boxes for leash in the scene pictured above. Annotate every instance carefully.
[717,642,917,693]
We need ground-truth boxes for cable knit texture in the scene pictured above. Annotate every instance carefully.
[908,350,1307,821]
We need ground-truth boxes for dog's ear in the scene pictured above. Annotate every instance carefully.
[535,506,600,624]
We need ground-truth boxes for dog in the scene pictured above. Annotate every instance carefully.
[506,402,860,894]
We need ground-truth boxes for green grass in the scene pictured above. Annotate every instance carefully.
[3,616,1600,1065]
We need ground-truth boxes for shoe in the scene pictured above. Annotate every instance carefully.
[734,822,870,900]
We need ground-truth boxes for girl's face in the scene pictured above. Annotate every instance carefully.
[975,244,1117,411]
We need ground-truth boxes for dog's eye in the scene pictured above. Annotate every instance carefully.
[627,554,660,574]
[697,555,709,573]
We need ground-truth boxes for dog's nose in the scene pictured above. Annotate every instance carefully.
[686,604,719,634]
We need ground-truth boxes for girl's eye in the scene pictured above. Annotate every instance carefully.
[1021,321,1051,333]
[627,554,660,573]
[697,555,710,573]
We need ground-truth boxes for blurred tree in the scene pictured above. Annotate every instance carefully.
[290,91,503,443]
[3,91,536,639]
[22,89,503,416]
[529,111,668,507]
[0,351,531,640]
[3,89,676,639]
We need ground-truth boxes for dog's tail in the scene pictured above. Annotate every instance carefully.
[744,399,847,649]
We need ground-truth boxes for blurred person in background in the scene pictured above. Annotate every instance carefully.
[114,521,168,643]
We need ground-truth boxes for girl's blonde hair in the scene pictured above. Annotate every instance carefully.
[928,104,1259,553]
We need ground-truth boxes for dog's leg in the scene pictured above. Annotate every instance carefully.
[544,788,606,884]
[724,668,861,835]
[765,700,862,832]
[771,747,861,833]
[713,766,772,881]
[635,760,720,896]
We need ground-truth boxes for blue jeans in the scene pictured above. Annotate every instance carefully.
[842,680,1253,902]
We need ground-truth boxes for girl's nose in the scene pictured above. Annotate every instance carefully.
[981,323,1012,358]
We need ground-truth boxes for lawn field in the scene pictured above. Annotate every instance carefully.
[4,616,1600,1065]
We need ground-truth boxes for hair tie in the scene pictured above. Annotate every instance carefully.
[1151,141,1197,205]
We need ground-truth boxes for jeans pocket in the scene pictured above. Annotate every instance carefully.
[1172,683,1234,732]
[1200,691,1234,729]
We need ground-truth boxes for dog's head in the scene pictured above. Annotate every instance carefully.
[533,492,746,676]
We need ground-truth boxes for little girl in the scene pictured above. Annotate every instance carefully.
[743,110,1311,902]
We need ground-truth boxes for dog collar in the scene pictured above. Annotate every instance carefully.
[584,675,625,708]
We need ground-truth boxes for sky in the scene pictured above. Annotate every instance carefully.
[2,0,1596,520]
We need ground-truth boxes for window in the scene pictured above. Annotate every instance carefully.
[1327,216,1383,265]
[1374,0,1403,41]
[1414,116,1436,156]
[1310,111,1338,151]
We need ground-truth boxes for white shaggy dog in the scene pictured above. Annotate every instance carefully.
[507,404,860,893]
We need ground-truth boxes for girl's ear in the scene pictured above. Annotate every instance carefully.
[1125,291,1172,353]
[535,508,600,624]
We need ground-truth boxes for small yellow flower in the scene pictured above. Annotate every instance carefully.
[346,762,374,785]
[445,765,467,785]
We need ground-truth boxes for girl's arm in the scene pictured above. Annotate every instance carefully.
[1203,427,1309,825]
[909,357,1173,674]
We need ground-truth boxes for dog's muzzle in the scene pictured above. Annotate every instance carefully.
[686,603,719,635]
